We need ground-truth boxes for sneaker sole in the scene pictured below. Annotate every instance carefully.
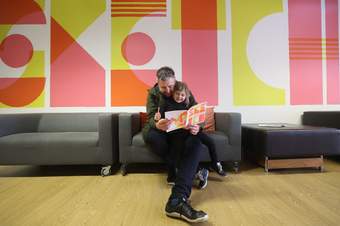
[166,211,208,223]
[167,182,175,186]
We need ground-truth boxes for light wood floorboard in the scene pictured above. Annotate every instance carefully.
[0,160,340,226]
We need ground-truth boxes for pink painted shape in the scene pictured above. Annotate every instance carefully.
[325,0,340,104]
[0,78,18,89]
[133,69,157,87]
[288,0,323,105]
[122,32,155,66]
[16,11,47,24]
[51,42,105,107]
[288,0,321,37]
[290,60,323,104]
[0,34,33,68]
[182,30,218,105]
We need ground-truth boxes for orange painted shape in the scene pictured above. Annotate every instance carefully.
[0,77,45,107]
[51,18,76,63]
[111,70,150,106]
[0,0,45,24]
[181,0,217,30]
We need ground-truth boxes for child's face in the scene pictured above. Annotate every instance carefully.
[173,90,186,103]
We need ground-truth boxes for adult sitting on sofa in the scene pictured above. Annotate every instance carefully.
[0,113,118,176]
[118,111,241,175]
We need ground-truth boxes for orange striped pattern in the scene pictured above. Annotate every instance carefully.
[289,37,339,60]
[111,1,166,17]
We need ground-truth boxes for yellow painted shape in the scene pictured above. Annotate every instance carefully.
[34,0,45,10]
[0,102,12,108]
[171,0,225,30]
[51,0,105,40]
[171,0,181,29]
[22,51,45,78]
[232,0,285,105]
[0,25,11,42]
[0,103,10,108]
[111,18,139,69]
[27,90,45,107]
[217,0,226,30]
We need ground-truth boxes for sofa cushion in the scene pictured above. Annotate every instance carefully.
[203,107,215,132]
[131,131,229,151]
[205,131,229,150]
[0,132,99,151]
[132,132,146,147]
[140,112,148,129]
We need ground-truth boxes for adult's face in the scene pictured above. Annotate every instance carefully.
[158,78,175,97]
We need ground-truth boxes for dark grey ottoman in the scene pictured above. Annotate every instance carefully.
[242,124,340,172]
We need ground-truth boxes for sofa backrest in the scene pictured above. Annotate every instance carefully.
[302,111,340,129]
[38,113,98,132]
[0,113,99,136]
[0,114,41,136]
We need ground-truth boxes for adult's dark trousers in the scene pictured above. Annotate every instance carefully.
[169,133,204,199]
[144,128,176,174]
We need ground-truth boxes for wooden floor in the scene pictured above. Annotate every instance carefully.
[1,160,340,226]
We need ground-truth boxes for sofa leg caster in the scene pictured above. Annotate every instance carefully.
[101,165,111,177]
[121,164,128,176]
[233,162,240,173]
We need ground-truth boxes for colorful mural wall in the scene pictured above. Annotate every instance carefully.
[0,0,339,121]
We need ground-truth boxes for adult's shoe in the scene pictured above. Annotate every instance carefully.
[165,197,208,223]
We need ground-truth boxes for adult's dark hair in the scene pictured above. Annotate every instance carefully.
[156,66,175,81]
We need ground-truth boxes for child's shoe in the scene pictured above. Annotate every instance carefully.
[212,162,227,177]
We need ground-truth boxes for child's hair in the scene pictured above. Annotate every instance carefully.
[173,81,191,106]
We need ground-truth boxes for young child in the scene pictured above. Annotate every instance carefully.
[155,81,227,177]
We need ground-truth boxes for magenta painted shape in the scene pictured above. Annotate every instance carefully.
[51,42,105,107]
[121,32,155,66]
[182,30,218,105]
[0,34,33,68]
[325,0,340,104]
[288,0,323,105]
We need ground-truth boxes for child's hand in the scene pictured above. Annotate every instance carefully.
[154,112,161,121]
[154,107,161,121]
[189,125,200,135]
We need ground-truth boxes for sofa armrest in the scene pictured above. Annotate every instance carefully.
[119,113,140,146]
[98,113,114,163]
[215,112,241,145]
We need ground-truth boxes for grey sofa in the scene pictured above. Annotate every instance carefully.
[118,112,241,175]
[0,113,118,176]
[302,111,340,129]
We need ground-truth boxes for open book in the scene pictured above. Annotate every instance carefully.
[165,102,207,132]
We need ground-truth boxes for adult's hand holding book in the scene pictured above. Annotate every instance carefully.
[156,118,172,131]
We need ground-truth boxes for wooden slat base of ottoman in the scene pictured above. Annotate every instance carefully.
[261,156,324,172]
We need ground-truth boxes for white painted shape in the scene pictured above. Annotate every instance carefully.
[217,0,233,108]
[128,13,182,80]
[0,60,26,78]
[0,24,48,78]
[247,13,289,89]
[76,10,110,69]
